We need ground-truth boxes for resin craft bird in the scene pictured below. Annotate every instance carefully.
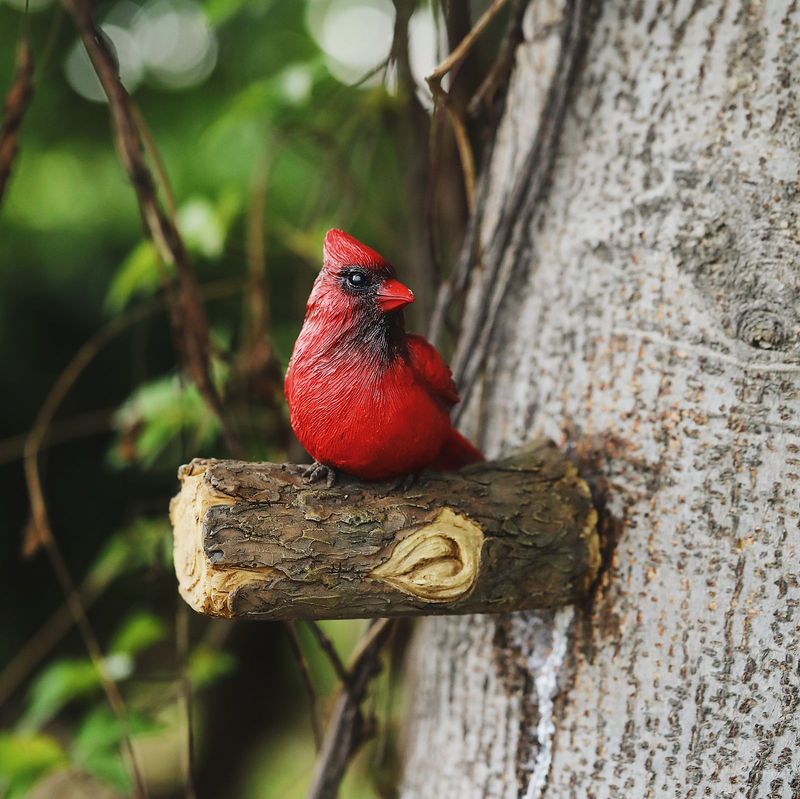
[285,229,483,483]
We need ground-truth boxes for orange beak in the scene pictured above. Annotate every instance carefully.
[376,278,414,312]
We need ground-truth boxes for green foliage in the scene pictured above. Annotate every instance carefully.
[187,644,236,689]
[178,191,241,258]
[0,0,462,792]
[109,613,168,658]
[104,192,242,313]
[204,0,278,26]
[18,609,171,732]
[103,241,162,315]
[90,517,174,583]
[110,374,220,469]
[18,659,104,732]
[0,732,67,799]
[72,708,162,793]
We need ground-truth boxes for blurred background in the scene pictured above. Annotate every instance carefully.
[0,0,510,795]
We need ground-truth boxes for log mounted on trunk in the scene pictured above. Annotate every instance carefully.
[170,439,599,621]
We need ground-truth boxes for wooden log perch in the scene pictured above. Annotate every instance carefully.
[170,439,599,621]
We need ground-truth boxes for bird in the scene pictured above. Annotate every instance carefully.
[285,228,483,483]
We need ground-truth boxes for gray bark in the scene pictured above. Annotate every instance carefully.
[401,1,800,797]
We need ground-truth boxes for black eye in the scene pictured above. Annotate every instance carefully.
[344,269,369,290]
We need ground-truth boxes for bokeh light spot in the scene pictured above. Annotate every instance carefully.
[279,65,313,105]
[133,0,218,90]
[306,0,395,86]
[64,24,144,103]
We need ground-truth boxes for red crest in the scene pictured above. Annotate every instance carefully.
[323,229,389,271]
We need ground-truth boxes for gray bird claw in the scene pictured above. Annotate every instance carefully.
[303,462,337,488]
[389,472,420,492]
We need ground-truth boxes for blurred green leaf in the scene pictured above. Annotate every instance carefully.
[110,375,219,469]
[19,659,101,731]
[188,644,236,688]
[205,0,276,26]
[178,193,240,259]
[91,517,173,583]
[3,147,133,233]
[203,60,325,146]
[77,749,130,795]
[18,655,137,733]
[109,613,168,658]
[72,707,162,793]
[104,193,241,313]
[104,241,162,315]
[0,732,67,799]
[204,79,280,140]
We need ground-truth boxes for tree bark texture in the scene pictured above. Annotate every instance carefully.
[401,1,800,798]
[170,441,598,621]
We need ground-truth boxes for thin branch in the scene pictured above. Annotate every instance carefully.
[176,603,197,799]
[245,156,271,344]
[0,408,112,467]
[307,620,395,799]
[425,0,509,222]
[349,56,391,90]
[347,620,393,667]
[7,279,240,709]
[132,102,177,221]
[283,622,323,751]
[426,0,509,97]
[23,319,138,555]
[445,106,476,212]
[467,0,528,117]
[452,0,589,412]
[24,337,149,797]
[22,498,148,797]
[61,0,241,457]
[391,0,441,303]
[442,0,479,108]
[371,620,403,777]
[0,559,108,707]
[0,38,34,206]
[34,5,65,81]
[230,153,292,448]
[427,175,485,347]
[426,1,532,347]
[240,156,278,385]
[305,622,350,687]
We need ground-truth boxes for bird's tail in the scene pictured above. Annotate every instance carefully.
[430,428,484,472]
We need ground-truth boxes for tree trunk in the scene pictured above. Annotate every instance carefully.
[401,1,800,798]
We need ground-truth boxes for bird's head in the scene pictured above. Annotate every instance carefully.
[309,229,414,319]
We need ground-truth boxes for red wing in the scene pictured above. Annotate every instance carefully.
[406,334,460,408]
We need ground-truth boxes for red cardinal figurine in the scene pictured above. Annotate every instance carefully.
[285,229,483,482]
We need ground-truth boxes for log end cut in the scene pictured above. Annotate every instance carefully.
[169,460,256,617]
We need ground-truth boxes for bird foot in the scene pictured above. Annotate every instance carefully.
[389,472,420,492]
[303,461,337,488]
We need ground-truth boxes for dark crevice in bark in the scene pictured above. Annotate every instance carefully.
[453,0,599,417]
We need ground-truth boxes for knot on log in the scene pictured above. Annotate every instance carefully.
[169,439,599,621]
[369,508,483,601]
